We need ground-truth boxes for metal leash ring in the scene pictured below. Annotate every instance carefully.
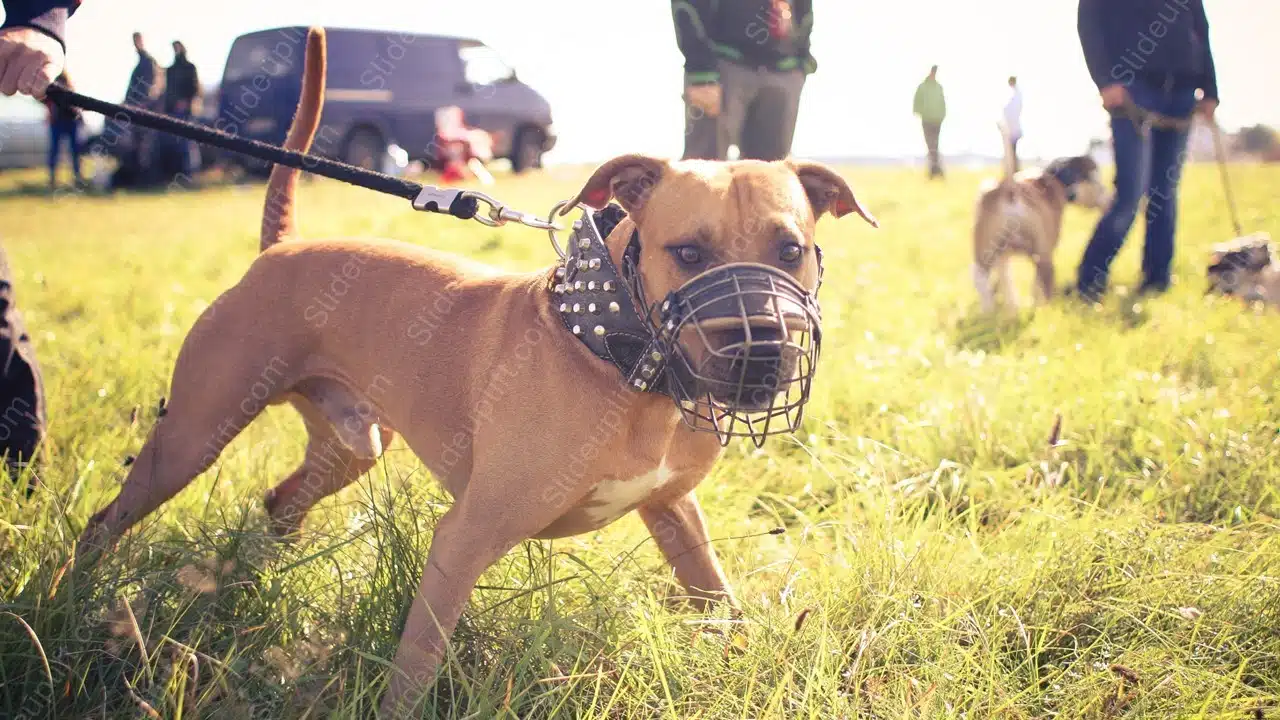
[545,198,580,260]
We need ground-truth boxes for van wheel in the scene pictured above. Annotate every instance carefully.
[510,127,544,174]
[343,128,385,171]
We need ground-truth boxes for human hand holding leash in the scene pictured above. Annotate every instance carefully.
[1099,83,1130,110]
[686,83,722,117]
[0,25,64,98]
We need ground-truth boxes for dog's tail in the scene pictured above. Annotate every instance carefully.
[260,27,327,253]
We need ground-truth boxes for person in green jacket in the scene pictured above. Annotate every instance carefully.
[913,65,947,179]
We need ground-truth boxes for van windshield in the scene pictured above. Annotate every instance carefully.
[458,42,516,86]
[224,33,302,84]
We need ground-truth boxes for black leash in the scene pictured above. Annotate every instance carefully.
[43,83,559,229]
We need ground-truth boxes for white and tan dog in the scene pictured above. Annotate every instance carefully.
[70,29,877,716]
[971,137,1112,311]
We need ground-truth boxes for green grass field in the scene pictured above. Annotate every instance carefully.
[1,159,1279,719]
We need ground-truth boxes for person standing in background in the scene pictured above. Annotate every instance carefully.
[1000,75,1024,171]
[44,69,84,189]
[673,0,817,162]
[0,0,82,484]
[163,40,201,178]
[126,32,161,105]
[913,65,947,179]
[1074,0,1219,302]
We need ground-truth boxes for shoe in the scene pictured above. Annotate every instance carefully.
[1136,279,1169,297]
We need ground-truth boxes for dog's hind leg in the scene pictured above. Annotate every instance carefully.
[997,259,1018,309]
[75,340,297,560]
[1034,256,1055,304]
[264,386,396,536]
[972,262,997,313]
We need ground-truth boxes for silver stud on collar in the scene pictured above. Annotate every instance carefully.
[573,219,583,231]
[588,258,602,270]
[578,237,591,251]
[555,267,566,279]
[576,259,588,271]
[572,324,582,335]
[553,283,566,294]
[593,325,605,337]
[608,301,620,313]
[662,300,670,312]
[587,281,598,291]
[640,364,654,378]
[603,281,616,292]
[574,281,585,291]
[572,302,582,313]
[587,302,598,314]
[633,379,648,391]
[559,303,568,312]
[651,351,663,362]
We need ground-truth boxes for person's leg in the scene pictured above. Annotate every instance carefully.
[69,120,83,183]
[1140,80,1198,293]
[715,60,752,160]
[47,122,63,187]
[0,245,47,486]
[1010,135,1020,172]
[1076,113,1146,299]
[922,122,941,177]
[738,69,805,161]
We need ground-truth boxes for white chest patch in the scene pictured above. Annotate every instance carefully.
[583,458,675,526]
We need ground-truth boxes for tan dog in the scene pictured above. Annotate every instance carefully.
[971,142,1111,311]
[71,28,877,717]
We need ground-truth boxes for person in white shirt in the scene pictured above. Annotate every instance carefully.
[1000,75,1024,171]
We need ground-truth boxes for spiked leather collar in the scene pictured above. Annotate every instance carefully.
[546,203,672,394]
[545,203,827,397]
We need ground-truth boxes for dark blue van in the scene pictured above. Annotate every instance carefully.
[215,26,557,175]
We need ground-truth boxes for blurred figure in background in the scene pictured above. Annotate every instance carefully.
[163,40,201,178]
[44,69,84,189]
[127,31,160,105]
[673,0,817,161]
[913,65,947,179]
[1074,0,1219,301]
[1000,75,1024,171]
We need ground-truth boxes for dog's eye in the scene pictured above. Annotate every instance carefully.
[671,246,703,266]
[779,243,803,264]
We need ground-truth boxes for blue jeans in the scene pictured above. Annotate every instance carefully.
[48,118,83,183]
[1077,74,1198,296]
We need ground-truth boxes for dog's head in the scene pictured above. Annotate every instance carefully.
[1044,155,1111,209]
[1207,234,1275,298]
[566,155,877,417]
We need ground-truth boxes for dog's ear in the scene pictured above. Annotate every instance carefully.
[788,160,879,227]
[568,154,668,215]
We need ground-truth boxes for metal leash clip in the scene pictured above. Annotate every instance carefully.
[462,191,564,231]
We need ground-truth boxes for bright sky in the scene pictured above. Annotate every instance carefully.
[3,0,1276,162]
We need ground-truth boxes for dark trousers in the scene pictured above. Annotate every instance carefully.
[1009,134,1021,172]
[1077,75,1197,297]
[0,246,46,481]
[921,120,943,177]
[48,118,83,184]
[684,59,806,161]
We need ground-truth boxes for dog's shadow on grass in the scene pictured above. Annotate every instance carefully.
[949,308,1034,354]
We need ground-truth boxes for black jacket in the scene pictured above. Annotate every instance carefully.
[672,0,815,85]
[163,54,200,113]
[0,0,81,49]
[128,50,161,106]
[1078,0,1218,101]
